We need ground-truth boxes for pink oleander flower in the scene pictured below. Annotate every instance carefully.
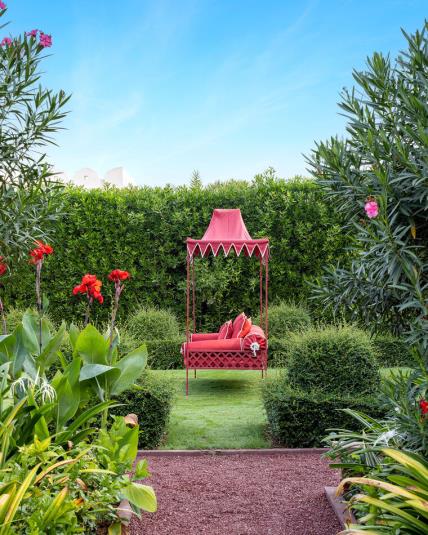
[364,200,379,219]
[26,29,38,38]
[39,32,52,48]
[0,37,11,47]
[0,2,6,11]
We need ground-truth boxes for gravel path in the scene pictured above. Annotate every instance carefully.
[130,452,341,535]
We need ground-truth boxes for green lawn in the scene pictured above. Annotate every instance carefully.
[153,369,281,449]
[151,367,409,450]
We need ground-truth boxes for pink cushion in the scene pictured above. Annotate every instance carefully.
[243,325,267,351]
[191,333,219,342]
[232,312,247,338]
[183,338,242,353]
[218,320,232,339]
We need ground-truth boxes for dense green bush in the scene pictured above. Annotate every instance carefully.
[5,306,54,333]
[146,338,184,369]
[268,336,295,367]
[287,326,379,396]
[111,372,175,449]
[371,334,415,368]
[263,381,384,447]
[257,302,311,338]
[125,306,180,342]
[2,174,348,330]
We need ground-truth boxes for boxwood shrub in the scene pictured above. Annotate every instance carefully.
[371,334,415,368]
[256,302,311,338]
[287,326,379,396]
[125,306,180,342]
[111,371,175,449]
[263,380,384,447]
[268,336,295,367]
[146,338,185,369]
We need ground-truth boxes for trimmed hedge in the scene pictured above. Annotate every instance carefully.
[146,338,184,369]
[372,334,415,368]
[287,326,379,396]
[125,306,180,343]
[268,336,295,367]
[111,372,175,449]
[2,175,348,330]
[263,381,384,447]
[257,302,311,338]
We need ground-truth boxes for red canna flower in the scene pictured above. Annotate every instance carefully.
[73,274,103,304]
[420,399,428,416]
[29,240,53,264]
[0,256,7,277]
[108,269,130,282]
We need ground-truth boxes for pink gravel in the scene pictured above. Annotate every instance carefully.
[130,452,341,535]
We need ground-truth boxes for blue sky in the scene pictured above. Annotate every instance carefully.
[5,0,427,185]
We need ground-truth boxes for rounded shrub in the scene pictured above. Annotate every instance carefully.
[371,334,415,368]
[287,326,379,396]
[125,306,180,342]
[256,302,311,337]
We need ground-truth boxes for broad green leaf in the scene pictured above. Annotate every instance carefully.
[38,321,66,371]
[122,482,157,513]
[110,344,148,396]
[68,324,80,351]
[80,363,117,382]
[75,324,109,365]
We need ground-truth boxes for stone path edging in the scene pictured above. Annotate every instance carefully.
[139,447,328,456]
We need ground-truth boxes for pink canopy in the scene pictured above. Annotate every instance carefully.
[187,209,269,258]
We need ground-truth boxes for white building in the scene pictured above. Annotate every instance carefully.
[64,166,135,189]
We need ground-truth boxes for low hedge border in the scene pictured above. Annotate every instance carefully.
[146,338,185,369]
[112,372,175,449]
[263,381,385,448]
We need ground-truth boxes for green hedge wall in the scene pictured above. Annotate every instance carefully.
[263,382,384,447]
[3,174,348,330]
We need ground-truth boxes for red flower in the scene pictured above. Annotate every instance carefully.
[73,274,103,304]
[108,269,130,282]
[420,399,428,416]
[0,256,7,277]
[30,241,53,264]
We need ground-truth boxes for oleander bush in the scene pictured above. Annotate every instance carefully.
[287,325,379,396]
[263,380,384,447]
[111,372,175,449]
[257,302,311,338]
[125,306,180,343]
[371,333,415,368]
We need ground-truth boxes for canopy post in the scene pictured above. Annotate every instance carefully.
[265,257,269,339]
[186,256,190,397]
[192,259,196,334]
[259,258,263,327]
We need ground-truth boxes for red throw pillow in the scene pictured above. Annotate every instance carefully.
[239,317,252,338]
[232,312,247,338]
[218,320,232,339]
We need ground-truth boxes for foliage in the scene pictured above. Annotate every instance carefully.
[337,448,428,534]
[287,325,380,396]
[267,336,296,367]
[125,306,180,343]
[372,333,415,368]
[2,173,348,329]
[146,338,184,369]
[0,418,156,534]
[263,379,384,448]
[112,372,175,449]
[256,301,311,338]
[4,306,54,333]
[308,22,428,353]
[0,7,69,259]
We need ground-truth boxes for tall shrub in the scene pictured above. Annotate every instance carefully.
[0,8,69,259]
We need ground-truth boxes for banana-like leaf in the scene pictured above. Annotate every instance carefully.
[55,400,113,444]
[75,325,109,365]
[68,324,80,351]
[38,321,66,371]
[122,482,157,513]
[80,363,118,382]
[110,344,148,396]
